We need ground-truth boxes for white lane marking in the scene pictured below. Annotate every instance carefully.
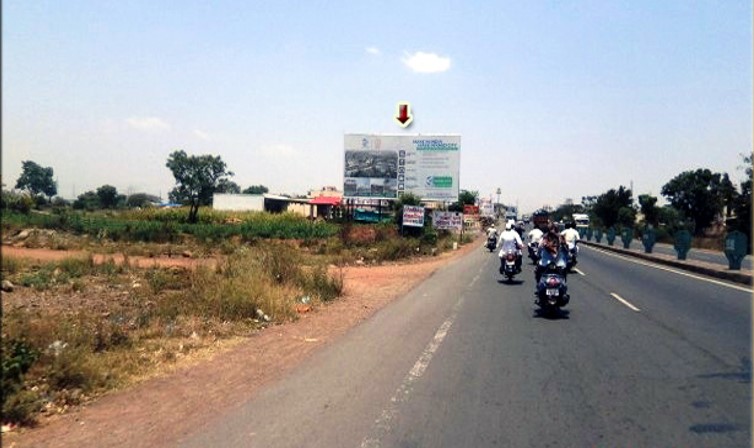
[468,272,480,287]
[610,292,641,312]
[573,268,586,276]
[360,295,465,448]
[583,246,752,293]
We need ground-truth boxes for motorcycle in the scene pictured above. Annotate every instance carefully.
[486,235,498,252]
[527,242,540,264]
[535,247,570,313]
[565,243,578,272]
[499,249,519,281]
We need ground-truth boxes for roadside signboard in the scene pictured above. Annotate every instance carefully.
[463,205,479,215]
[402,205,425,227]
[480,203,494,217]
[432,211,463,230]
[344,134,460,201]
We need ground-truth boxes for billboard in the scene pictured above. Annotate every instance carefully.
[402,205,425,227]
[432,211,463,230]
[344,134,460,201]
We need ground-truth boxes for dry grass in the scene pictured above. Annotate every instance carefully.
[1,243,344,426]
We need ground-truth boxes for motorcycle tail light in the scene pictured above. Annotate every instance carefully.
[506,253,516,261]
[547,277,560,287]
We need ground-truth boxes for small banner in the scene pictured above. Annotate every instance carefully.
[432,211,463,230]
[402,205,426,227]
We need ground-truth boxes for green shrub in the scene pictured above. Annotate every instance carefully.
[2,388,42,425]
[374,238,416,261]
[420,231,438,246]
[19,269,55,290]
[1,339,40,425]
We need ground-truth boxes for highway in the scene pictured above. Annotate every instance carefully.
[181,243,752,447]
[597,238,752,271]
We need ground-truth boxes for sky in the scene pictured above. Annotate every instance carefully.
[3,0,752,214]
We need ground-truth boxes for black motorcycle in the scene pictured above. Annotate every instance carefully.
[486,235,497,252]
[527,242,540,264]
[535,248,570,313]
[565,244,578,272]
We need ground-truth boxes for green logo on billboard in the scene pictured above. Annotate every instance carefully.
[427,176,453,188]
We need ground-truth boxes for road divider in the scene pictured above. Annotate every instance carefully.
[581,241,752,286]
[610,292,641,312]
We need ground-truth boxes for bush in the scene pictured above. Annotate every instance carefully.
[1,190,33,214]
[299,264,343,302]
[374,238,416,261]
[2,339,40,425]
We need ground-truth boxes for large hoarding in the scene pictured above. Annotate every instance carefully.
[344,134,460,201]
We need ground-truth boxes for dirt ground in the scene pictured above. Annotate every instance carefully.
[3,235,483,448]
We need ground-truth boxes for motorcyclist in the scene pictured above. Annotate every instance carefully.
[535,223,567,283]
[528,224,544,246]
[487,224,499,239]
[514,221,525,239]
[498,222,524,273]
[560,222,581,265]
[526,223,544,261]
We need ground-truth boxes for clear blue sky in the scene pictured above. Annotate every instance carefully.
[3,1,751,213]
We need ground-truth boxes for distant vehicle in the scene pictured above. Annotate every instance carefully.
[532,210,550,229]
[573,213,590,232]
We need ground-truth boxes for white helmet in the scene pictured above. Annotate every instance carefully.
[505,222,513,230]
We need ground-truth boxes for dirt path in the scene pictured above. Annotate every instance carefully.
[4,236,484,448]
[2,245,217,269]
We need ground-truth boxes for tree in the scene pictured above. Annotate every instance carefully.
[96,185,120,209]
[458,190,478,206]
[591,186,635,229]
[638,194,659,226]
[126,193,160,208]
[165,150,234,223]
[552,201,585,224]
[216,179,241,194]
[243,185,269,195]
[15,161,57,201]
[73,191,100,211]
[661,169,730,235]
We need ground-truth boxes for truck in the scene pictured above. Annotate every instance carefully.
[573,213,590,233]
[532,209,550,229]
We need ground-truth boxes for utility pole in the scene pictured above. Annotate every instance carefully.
[496,187,501,218]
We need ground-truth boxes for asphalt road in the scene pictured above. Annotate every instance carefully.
[181,243,751,447]
[599,238,752,270]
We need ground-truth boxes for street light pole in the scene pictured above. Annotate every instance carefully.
[496,187,501,217]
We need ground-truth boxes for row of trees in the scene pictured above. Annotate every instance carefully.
[562,155,752,240]
[6,154,270,221]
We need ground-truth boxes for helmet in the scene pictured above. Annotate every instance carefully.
[505,222,513,230]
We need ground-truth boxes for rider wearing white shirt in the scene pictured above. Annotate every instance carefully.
[498,222,524,272]
[528,227,544,246]
[560,222,580,251]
